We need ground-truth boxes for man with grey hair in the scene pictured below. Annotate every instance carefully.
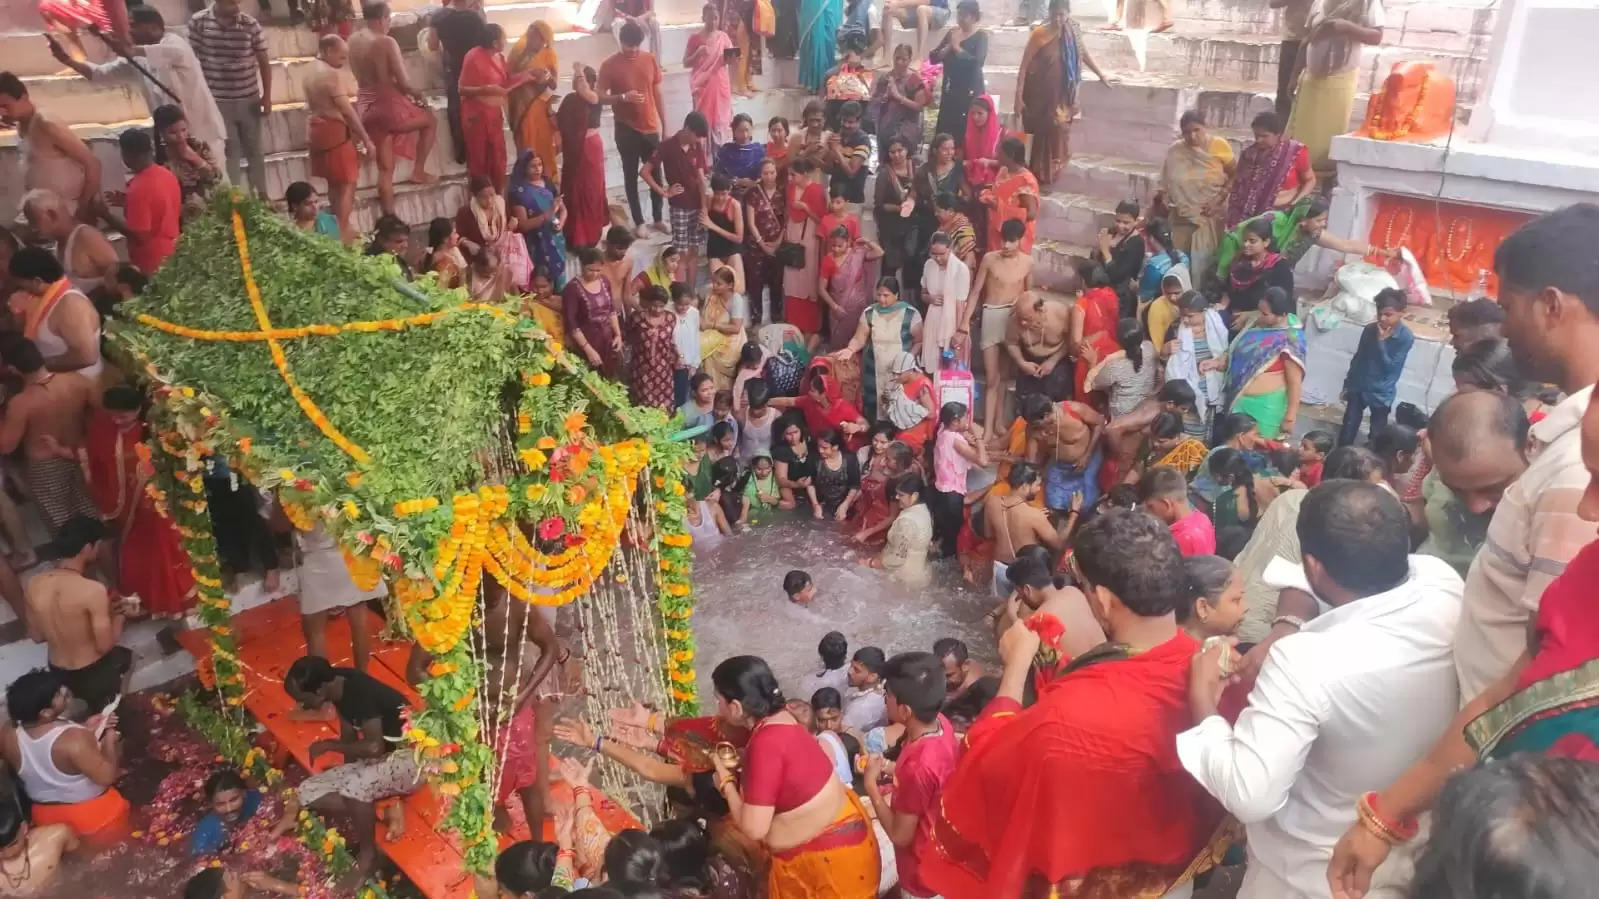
[21,189,119,296]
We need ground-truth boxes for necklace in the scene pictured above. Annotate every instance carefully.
[0,837,30,888]
[1443,216,1475,263]
[1382,207,1413,249]
[1368,76,1429,141]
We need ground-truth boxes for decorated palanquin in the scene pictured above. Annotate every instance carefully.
[112,192,700,893]
[1356,62,1458,144]
[1365,194,1534,295]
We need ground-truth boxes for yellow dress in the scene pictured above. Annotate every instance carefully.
[507,22,559,179]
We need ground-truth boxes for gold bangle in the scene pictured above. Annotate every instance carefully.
[1355,793,1408,846]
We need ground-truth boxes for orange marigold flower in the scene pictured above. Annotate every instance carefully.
[563,410,588,435]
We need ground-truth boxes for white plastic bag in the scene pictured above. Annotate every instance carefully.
[1389,247,1434,307]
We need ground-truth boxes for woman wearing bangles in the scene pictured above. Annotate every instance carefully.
[551,706,766,893]
[707,655,880,897]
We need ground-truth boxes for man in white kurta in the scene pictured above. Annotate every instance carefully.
[1176,481,1463,898]
[52,7,228,166]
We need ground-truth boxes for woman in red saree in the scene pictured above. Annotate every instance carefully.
[83,386,194,617]
[709,656,879,898]
[782,159,828,341]
[847,431,915,547]
[772,369,868,452]
[557,63,608,249]
[459,23,533,193]
[1073,267,1122,398]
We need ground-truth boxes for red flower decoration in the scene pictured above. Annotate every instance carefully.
[563,533,585,548]
[356,531,376,546]
[381,552,403,568]
[538,517,566,541]
[1024,612,1066,647]
[294,479,313,491]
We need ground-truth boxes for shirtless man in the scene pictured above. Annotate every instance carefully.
[1100,380,1199,487]
[304,35,372,243]
[21,189,118,296]
[1020,391,1105,512]
[982,462,1075,595]
[407,573,572,833]
[970,217,1035,433]
[0,73,101,224]
[7,249,103,379]
[1006,292,1075,403]
[25,518,131,714]
[0,800,77,897]
[0,339,100,537]
[348,2,437,216]
[991,551,1105,659]
[601,225,639,311]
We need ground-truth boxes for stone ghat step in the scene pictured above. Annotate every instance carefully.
[16,19,749,127]
[0,74,807,222]
[976,24,1486,102]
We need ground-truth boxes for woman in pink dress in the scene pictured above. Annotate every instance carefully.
[684,4,735,147]
[459,23,534,193]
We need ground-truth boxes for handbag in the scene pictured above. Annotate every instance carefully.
[777,217,809,269]
[754,0,776,37]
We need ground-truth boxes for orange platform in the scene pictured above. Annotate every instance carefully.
[174,598,566,898]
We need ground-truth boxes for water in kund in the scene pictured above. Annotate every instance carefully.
[686,518,999,711]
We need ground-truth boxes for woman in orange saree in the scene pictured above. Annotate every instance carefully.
[1013,0,1110,186]
[982,137,1040,255]
[506,21,559,177]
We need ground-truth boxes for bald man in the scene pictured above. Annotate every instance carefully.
[1410,390,1530,577]
[303,34,371,242]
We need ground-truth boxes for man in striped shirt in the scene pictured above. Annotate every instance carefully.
[1453,203,1599,699]
[187,0,272,197]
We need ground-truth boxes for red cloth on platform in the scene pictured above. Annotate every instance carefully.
[84,412,195,617]
[918,633,1223,898]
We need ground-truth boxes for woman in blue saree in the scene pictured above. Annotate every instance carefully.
[507,149,567,290]
[1137,219,1190,302]
[1221,284,1305,440]
[797,0,842,92]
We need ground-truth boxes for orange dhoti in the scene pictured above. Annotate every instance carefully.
[32,787,131,847]
[357,84,426,159]
[767,790,881,899]
[308,114,360,184]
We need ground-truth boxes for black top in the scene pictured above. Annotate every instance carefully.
[929,29,988,140]
[773,441,817,483]
[813,452,861,512]
[707,202,739,261]
[434,8,486,71]
[1224,258,1296,329]
[334,668,408,746]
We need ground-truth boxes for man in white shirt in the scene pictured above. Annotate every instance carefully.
[1454,203,1599,699]
[842,645,888,730]
[48,7,227,168]
[794,631,851,702]
[1178,480,1464,898]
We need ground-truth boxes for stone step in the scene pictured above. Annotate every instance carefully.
[0,72,805,223]
[978,22,1485,100]
[13,19,740,128]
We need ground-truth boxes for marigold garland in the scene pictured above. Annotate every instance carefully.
[229,209,370,464]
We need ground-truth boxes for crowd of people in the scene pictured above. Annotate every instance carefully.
[5,0,1597,897]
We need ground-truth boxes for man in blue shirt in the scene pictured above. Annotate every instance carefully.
[1339,287,1415,446]
[190,770,261,856]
